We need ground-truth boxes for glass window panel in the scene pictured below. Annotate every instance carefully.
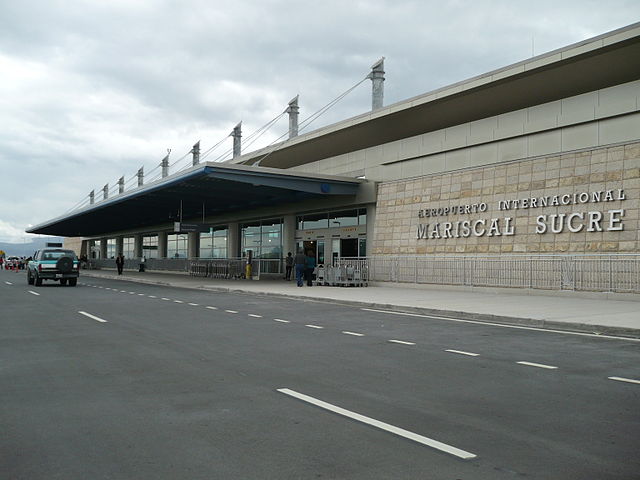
[330,210,358,227]
[142,235,158,259]
[106,239,116,259]
[261,219,281,233]
[317,241,325,265]
[332,238,340,263]
[358,208,367,225]
[303,213,328,229]
[123,237,135,258]
[358,238,367,257]
[260,245,281,259]
[167,234,188,258]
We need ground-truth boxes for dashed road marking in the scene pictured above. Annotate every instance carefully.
[248,314,262,318]
[174,300,184,303]
[305,324,324,329]
[342,331,365,337]
[389,339,416,346]
[274,319,290,323]
[188,303,199,306]
[138,293,145,296]
[78,311,107,323]
[28,290,40,296]
[608,376,640,385]
[206,306,218,310]
[161,298,170,301]
[149,295,157,298]
[225,310,238,314]
[517,361,558,370]
[446,349,479,357]
[277,388,477,460]
[5,281,12,285]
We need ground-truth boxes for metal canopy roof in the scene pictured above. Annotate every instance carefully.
[27,164,363,237]
[239,27,640,169]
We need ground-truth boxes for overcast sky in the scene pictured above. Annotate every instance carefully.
[1,0,639,243]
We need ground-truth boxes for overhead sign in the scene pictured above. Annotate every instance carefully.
[173,222,210,233]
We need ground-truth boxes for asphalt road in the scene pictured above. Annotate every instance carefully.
[1,269,639,479]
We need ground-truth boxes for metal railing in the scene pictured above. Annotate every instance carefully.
[367,254,640,293]
[189,258,245,279]
[317,257,368,286]
[84,254,640,293]
[91,257,191,272]
[189,258,283,279]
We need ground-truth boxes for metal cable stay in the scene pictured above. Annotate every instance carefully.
[68,69,372,213]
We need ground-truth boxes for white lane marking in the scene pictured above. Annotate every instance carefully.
[389,339,416,345]
[161,297,170,301]
[225,310,238,314]
[305,324,324,329]
[28,290,40,296]
[138,293,145,296]
[342,331,365,337]
[361,308,640,342]
[517,361,558,370]
[120,290,127,293]
[206,306,218,310]
[149,295,157,298]
[188,303,199,306]
[608,376,640,385]
[277,388,477,460]
[174,300,184,303]
[5,281,12,285]
[274,318,290,323]
[128,292,136,295]
[78,311,107,323]
[248,314,262,318]
[446,349,479,357]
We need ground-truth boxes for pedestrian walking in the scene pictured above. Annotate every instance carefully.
[284,252,293,280]
[294,249,306,287]
[305,250,316,287]
[115,254,124,275]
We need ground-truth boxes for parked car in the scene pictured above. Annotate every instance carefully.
[5,256,21,269]
[27,249,79,286]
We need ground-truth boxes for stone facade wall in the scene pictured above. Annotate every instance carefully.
[373,142,640,255]
[63,237,84,256]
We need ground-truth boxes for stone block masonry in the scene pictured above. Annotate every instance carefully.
[373,142,640,255]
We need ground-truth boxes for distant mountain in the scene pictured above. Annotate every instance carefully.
[0,237,65,257]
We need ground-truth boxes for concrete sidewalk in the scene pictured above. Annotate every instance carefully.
[81,268,640,338]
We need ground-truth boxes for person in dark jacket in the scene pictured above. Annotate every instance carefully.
[305,250,316,287]
[115,254,124,275]
[294,250,306,287]
[284,252,293,281]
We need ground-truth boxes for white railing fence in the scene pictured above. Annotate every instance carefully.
[88,254,640,292]
[367,254,640,293]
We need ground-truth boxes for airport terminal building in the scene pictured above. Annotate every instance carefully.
[28,23,640,293]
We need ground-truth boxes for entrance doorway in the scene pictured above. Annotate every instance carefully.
[340,238,358,257]
[301,240,316,257]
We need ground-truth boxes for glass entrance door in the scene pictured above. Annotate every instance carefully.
[340,238,358,257]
